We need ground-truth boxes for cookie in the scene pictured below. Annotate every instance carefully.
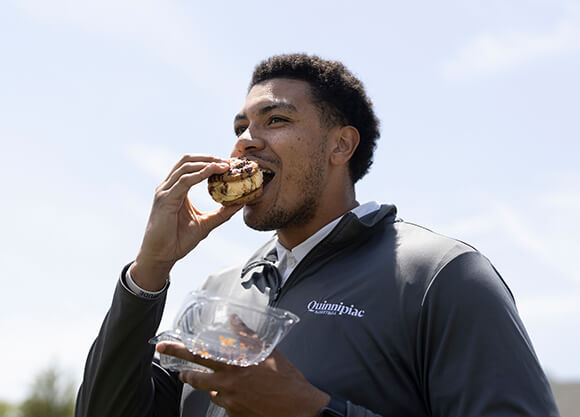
[209,158,260,183]
[208,158,263,205]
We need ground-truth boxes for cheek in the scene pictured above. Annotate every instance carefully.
[279,164,314,198]
[279,146,308,179]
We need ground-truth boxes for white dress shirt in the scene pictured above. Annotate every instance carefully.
[127,201,381,297]
[274,201,380,287]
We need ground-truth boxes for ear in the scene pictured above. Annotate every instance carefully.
[329,126,360,166]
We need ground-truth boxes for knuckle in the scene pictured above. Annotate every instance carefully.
[203,164,224,176]
[153,190,167,204]
[185,162,203,172]
[199,165,213,175]
[179,154,194,163]
[179,371,193,385]
[175,174,193,187]
[182,153,206,161]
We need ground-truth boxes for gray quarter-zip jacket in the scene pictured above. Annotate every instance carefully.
[75,204,560,417]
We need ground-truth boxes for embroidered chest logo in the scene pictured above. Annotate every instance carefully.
[306,300,365,318]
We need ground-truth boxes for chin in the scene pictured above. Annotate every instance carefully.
[242,204,276,231]
[242,197,318,232]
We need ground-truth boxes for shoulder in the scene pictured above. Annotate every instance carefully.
[394,220,475,261]
[373,219,515,312]
[385,220,478,287]
[422,250,515,310]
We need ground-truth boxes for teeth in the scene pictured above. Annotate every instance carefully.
[260,169,275,186]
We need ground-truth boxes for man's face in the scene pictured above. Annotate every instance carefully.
[231,78,332,232]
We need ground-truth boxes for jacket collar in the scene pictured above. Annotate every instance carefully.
[240,204,398,289]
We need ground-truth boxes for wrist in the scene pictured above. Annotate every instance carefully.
[317,396,346,417]
[130,257,174,292]
[302,391,330,417]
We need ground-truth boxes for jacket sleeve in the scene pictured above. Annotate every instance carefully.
[75,264,183,417]
[416,251,560,417]
[343,251,560,417]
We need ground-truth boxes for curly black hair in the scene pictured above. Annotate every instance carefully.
[249,53,380,184]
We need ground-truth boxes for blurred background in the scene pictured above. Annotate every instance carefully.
[1,0,579,415]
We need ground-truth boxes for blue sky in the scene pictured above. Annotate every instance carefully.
[1,0,579,402]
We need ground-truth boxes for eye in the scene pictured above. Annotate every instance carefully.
[234,125,248,136]
[268,116,288,125]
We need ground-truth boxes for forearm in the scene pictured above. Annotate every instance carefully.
[75,264,180,417]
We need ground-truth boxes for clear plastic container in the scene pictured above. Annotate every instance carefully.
[150,291,300,372]
[149,330,213,373]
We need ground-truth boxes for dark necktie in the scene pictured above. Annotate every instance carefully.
[241,248,282,300]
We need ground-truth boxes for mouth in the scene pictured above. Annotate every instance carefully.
[238,156,277,204]
[244,167,274,207]
[261,168,275,188]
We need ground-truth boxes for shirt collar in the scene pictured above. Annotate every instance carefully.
[275,201,380,265]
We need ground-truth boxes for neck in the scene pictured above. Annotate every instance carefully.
[276,188,358,250]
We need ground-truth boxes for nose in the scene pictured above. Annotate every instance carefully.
[231,127,265,158]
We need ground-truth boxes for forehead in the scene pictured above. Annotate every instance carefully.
[239,78,316,116]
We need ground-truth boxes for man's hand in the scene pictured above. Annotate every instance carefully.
[157,343,330,417]
[131,154,242,291]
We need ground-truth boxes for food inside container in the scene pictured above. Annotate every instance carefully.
[150,291,300,372]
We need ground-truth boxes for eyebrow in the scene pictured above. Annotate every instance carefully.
[234,101,298,123]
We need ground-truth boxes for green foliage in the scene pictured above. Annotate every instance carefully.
[0,401,16,417]
[18,367,75,417]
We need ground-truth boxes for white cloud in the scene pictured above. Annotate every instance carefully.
[442,21,580,78]
[11,0,214,83]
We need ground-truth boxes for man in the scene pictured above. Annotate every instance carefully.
[76,54,560,417]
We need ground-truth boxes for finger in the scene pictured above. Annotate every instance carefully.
[156,341,193,361]
[161,161,230,192]
[164,154,229,182]
[179,369,223,392]
[157,342,230,372]
[209,390,228,409]
[164,162,233,199]
[197,204,243,233]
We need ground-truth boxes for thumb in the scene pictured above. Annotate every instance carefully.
[201,204,243,232]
